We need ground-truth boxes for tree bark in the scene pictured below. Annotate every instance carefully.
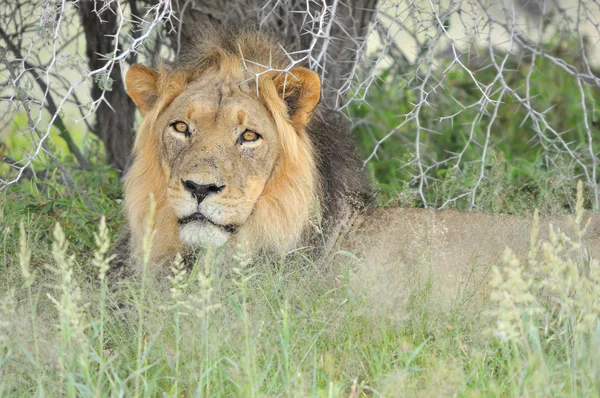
[296,0,379,108]
[79,1,137,172]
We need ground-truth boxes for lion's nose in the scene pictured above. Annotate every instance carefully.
[182,179,225,203]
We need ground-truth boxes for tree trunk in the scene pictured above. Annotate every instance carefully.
[79,1,137,172]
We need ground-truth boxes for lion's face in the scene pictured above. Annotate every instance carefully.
[158,75,280,247]
[124,58,321,262]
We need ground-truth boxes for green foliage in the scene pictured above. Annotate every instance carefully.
[0,164,123,276]
[350,48,600,213]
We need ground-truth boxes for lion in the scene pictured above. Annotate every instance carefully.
[121,26,370,270]
[119,26,600,299]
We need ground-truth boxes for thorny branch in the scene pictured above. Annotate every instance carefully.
[0,25,90,170]
[0,0,175,188]
[358,0,600,209]
[0,0,598,211]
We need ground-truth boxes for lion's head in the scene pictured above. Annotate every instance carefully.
[124,28,327,263]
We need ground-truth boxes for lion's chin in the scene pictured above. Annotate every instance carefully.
[179,222,231,248]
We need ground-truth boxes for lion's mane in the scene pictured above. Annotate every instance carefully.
[121,25,372,267]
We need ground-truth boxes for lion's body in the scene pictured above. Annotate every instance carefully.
[119,25,600,283]
[337,208,600,308]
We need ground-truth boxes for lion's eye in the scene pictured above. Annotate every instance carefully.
[240,130,261,143]
[171,121,189,135]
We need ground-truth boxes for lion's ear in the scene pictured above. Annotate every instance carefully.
[126,64,159,116]
[273,67,321,130]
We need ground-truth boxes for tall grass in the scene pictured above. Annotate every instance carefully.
[487,181,600,395]
[0,178,598,396]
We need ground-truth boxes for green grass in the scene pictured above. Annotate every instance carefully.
[0,179,480,396]
[1,41,599,396]
[0,175,598,396]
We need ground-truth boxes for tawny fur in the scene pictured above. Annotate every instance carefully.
[123,27,325,266]
[117,26,599,286]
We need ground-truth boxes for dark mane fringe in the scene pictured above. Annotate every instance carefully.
[308,109,374,232]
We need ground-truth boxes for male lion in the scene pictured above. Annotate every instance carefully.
[119,26,600,298]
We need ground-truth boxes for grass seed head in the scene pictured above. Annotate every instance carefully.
[18,221,34,287]
[92,216,114,281]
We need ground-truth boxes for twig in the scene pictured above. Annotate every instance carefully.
[0,25,90,170]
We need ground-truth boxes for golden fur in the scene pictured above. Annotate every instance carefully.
[124,29,321,265]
